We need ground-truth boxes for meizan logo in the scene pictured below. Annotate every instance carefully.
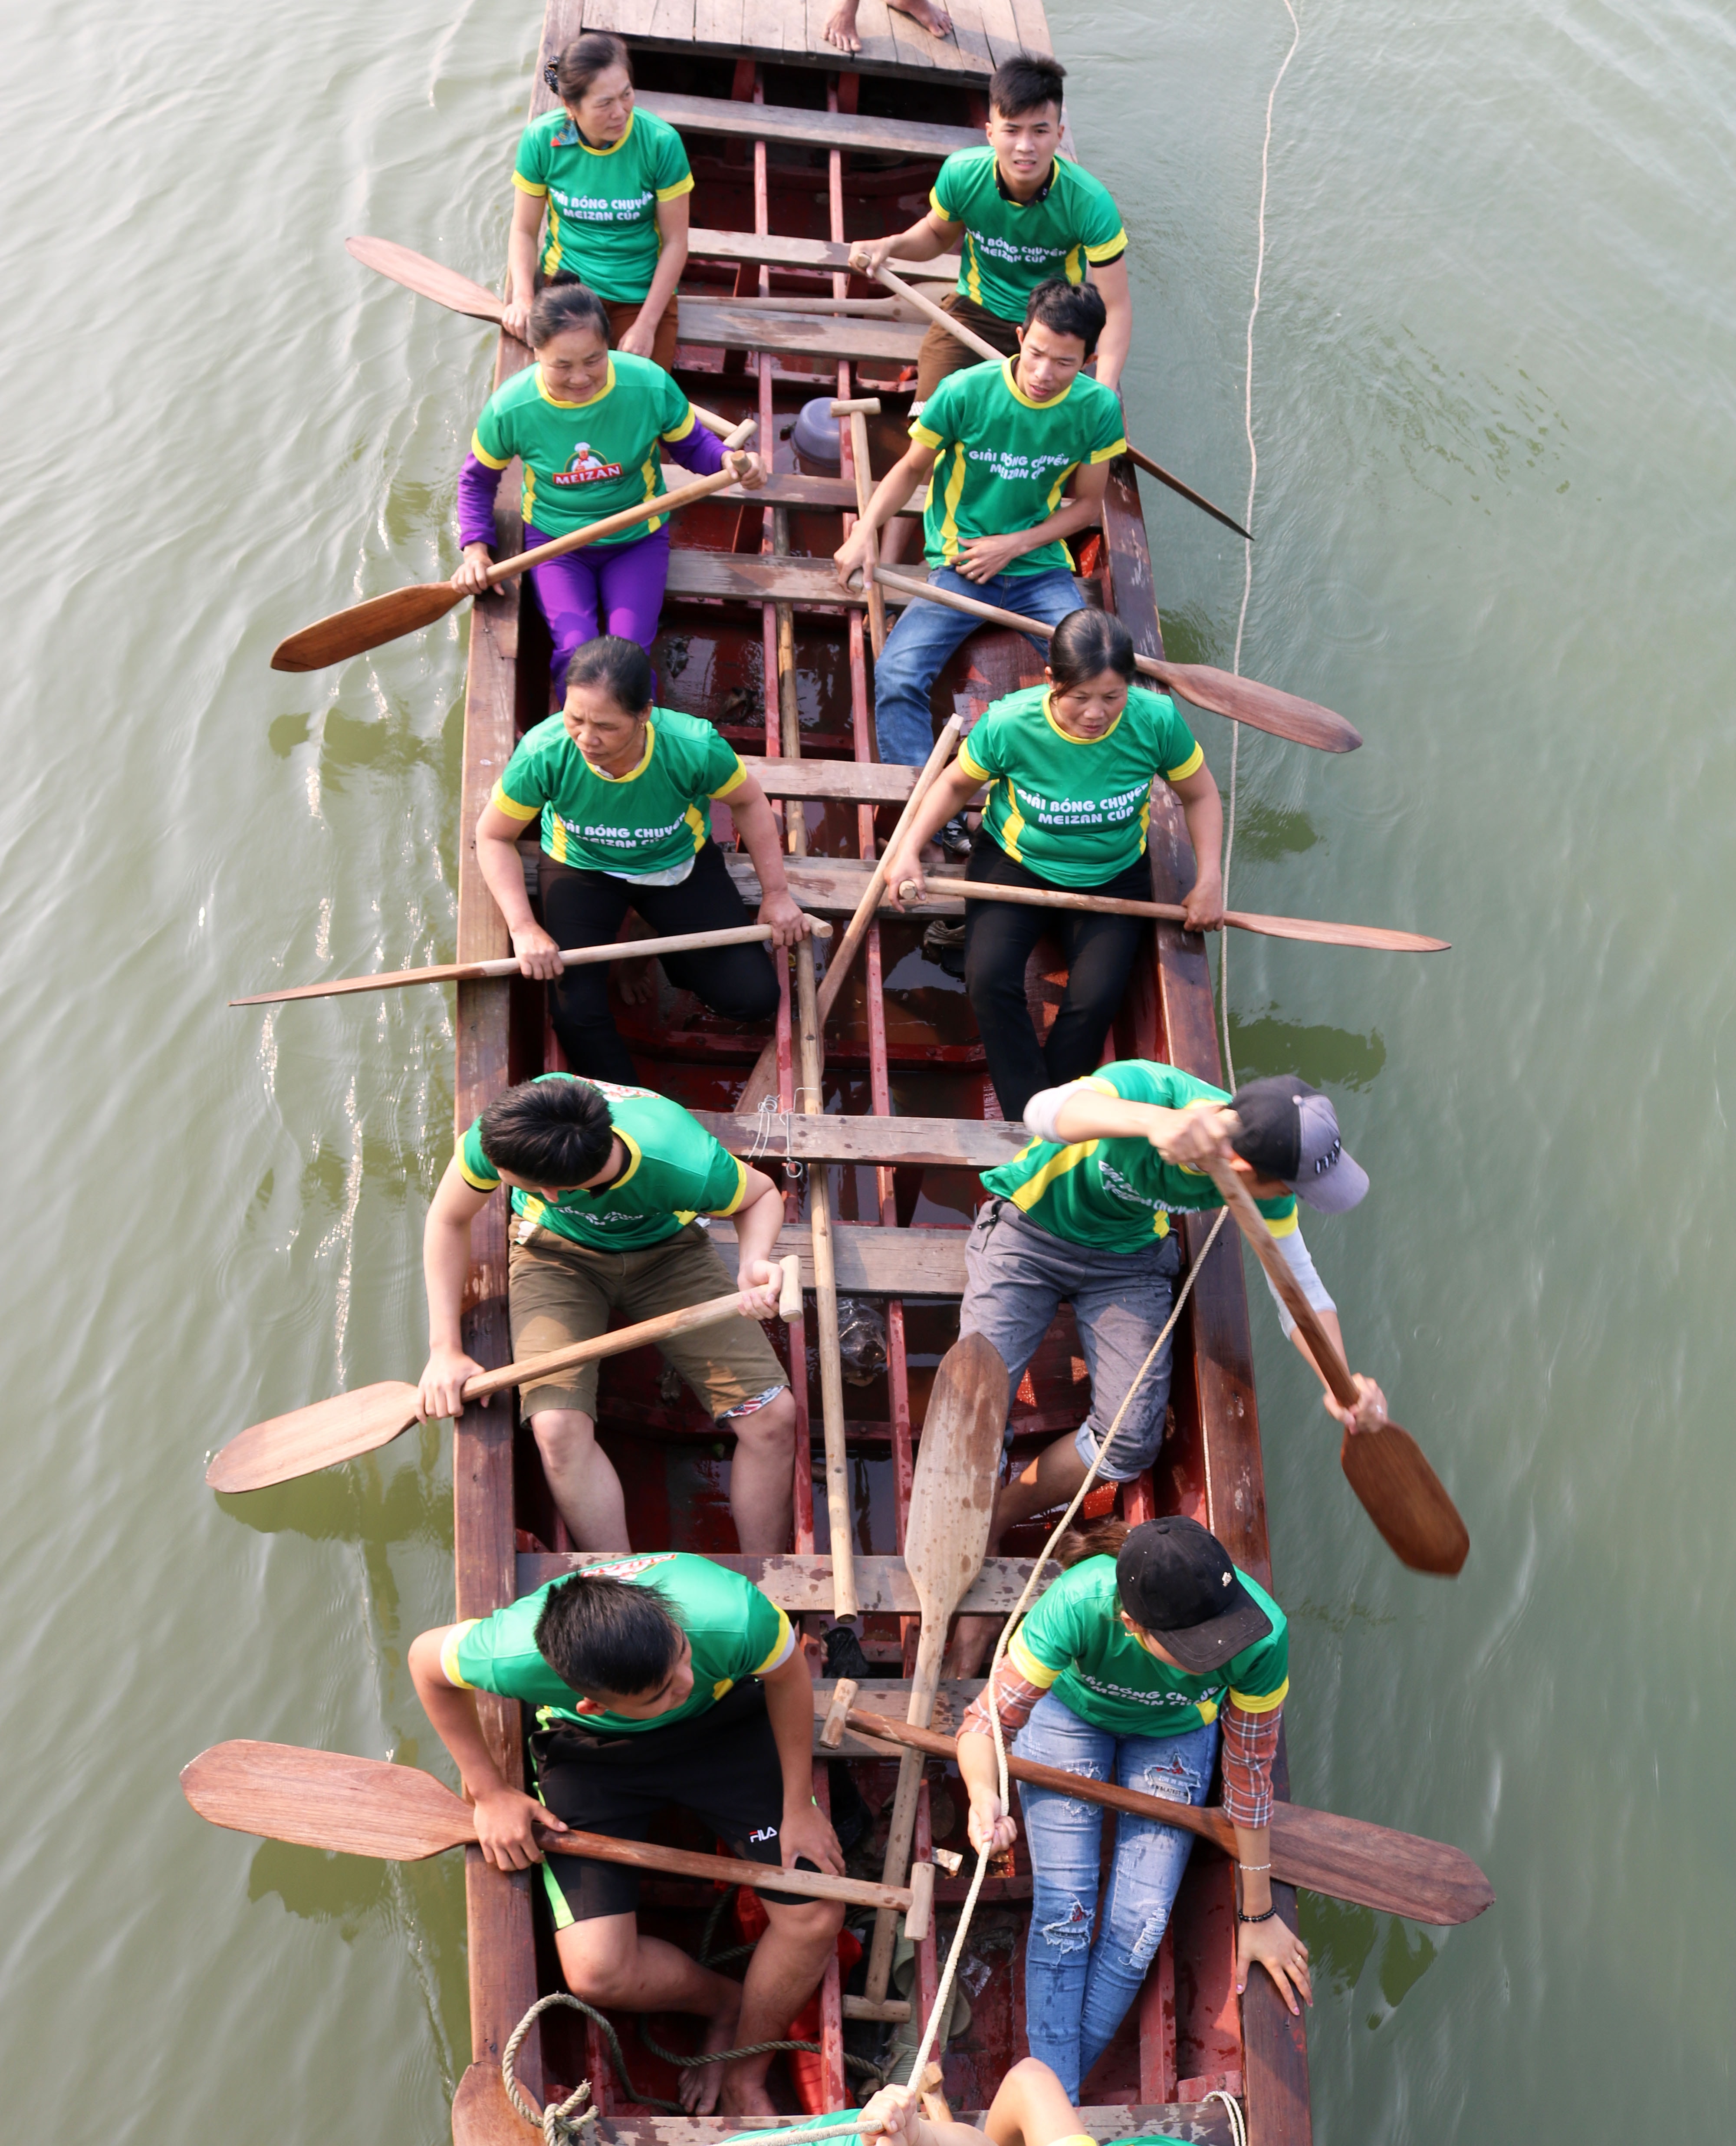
[551,440,625,487]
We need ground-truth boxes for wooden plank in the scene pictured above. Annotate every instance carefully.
[734,754,920,802]
[691,0,744,43]
[642,88,980,160]
[973,0,1026,66]
[591,2106,1236,2146]
[705,1218,968,1293]
[738,0,788,54]
[589,0,661,32]
[663,551,888,608]
[677,297,924,364]
[694,1104,1023,1165]
[660,467,921,513]
[944,0,1000,74]
[515,1553,1057,1615]
[726,850,963,918]
[645,0,697,37]
[1008,0,1055,56]
[806,0,903,71]
[687,225,961,282]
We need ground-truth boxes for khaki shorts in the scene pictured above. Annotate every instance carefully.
[914,290,1024,402]
[603,293,680,374]
[507,1220,787,1421]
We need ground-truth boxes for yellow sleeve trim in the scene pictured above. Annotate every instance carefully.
[956,743,990,782]
[440,1621,481,1689]
[1008,1630,1062,1688]
[1082,1075,1119,1097]
[655,174,696,201]
[661,406,698,444]
[751,1607,796,1677]
[470,431,513,471]
[1085,231,1129,262]
[711,1156,751,1218]
[910,421,944,451]
[1264,1206,1300,1238]
[1166,741,1204,783]
[1228,1675,1289,1715]
[511,171,549,197]
[487,778,540,824]
[456,1134,499,1195]
[709,762,748,799]
[1088,437,1129,464]
[928,184,950,217]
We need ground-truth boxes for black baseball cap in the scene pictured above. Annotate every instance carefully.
[1114,1516,1272,1674]
[1229,1075,1369,1215]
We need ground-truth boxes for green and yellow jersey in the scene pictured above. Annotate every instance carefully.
[458,1073,749,1251]
[930,145,1127,322]
[513,105,694,303]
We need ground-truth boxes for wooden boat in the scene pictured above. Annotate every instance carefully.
[447,6,1309,2143]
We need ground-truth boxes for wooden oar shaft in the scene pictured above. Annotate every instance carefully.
[905,877,1447,955]
[538,1822,914,1913]
[870,264,1252,540]
[230,919,832,1008]
[1206,1158,1361,1410]
[869,563,1141,673]
[483,423,755,588]
[795,938,857,1621]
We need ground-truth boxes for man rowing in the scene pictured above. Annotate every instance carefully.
[418,1071,797,1552]
[832,279,1126,778]
[948,1063,1389,1672]
[409,1553,843,2116]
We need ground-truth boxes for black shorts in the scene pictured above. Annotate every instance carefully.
[528,1679,808,1928]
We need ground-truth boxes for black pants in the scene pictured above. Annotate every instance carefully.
[540,840,779,1083]
[963,831,1152,1122]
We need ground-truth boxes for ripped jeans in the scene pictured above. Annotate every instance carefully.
[1015,1692,1218,2098]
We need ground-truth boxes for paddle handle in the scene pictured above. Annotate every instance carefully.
[1205,1157,1362,1412]
[474,917,832,978]
[832,398,887,657]
[872,262,1003,362]
[863,1618,948,2002]
[482,418,757,588]
[866,565,1172,688]
[533,1819,914,1913]
[459,1267,798,1406]
[907,876,1184,928]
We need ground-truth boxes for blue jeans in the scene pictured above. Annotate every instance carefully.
[872,564,1085,767]
[1016,1692,1219,2099]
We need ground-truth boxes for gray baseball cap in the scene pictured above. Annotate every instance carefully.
[1229,1076,1369,1215]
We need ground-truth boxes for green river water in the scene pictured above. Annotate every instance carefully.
[2,1,1731,2138]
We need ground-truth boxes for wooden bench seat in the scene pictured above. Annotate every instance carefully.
[643,89,980,161]
[705,1217,967,1293]
[677,297,924,365]
[515,1554,1053,1619]
[734,755,919,803]
[686,225,960,283]
[663,552,886,609]
[661,467,921,515]
[724,851,963,917]
[694,1106,1022,1169]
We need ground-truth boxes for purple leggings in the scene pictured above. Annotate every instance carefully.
[527,522,670,690]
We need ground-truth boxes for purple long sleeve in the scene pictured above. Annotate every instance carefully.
[457,453,506,550]
[664,418,728,477]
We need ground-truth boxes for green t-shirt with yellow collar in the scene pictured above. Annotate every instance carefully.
[470,352,701,542]
[910,359,1126,576]
[957,683,1202,886]
[458,1072,748,1251]
[980,1059,1299,1252]
[930,145,1127,322]
[488,706,746,878]
[513,104,694,302]
[442,1551,792,1734]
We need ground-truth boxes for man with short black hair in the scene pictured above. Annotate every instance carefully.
[408,1554,843,2119]
[849,53,1132,398]
[417,1072,796,1552]
[834,280,1128,772]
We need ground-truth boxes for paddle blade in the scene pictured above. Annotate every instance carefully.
[346,236,507,325]
[271,582,463,672]
[181,1741,476,1860]
[1269,1800,1494,1925]
[1157,661,1363,754]
[903,1333,1010,1617]
[206,1381,420,1492]
[1230,909,1450,954]
[1340,1421,1470,1575]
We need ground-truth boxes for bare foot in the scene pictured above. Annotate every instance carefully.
[615,953,658,1007]
[719,2074,781,2121]
[823,0,862,51]
[680,1991,741,2115]
[890,0,954,35]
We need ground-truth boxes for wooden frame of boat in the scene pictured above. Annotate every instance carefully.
[448,7,1308,2144]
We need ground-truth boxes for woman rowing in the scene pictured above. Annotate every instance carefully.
[475,634,811,1082]
[455,280,763,690]
[881,608,1224,1122]
[503,32,692,369]
[957,1517,1311,2098]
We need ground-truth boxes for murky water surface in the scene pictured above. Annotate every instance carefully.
[2,0,1732,2136]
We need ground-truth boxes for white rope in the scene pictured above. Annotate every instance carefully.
[1204,2085,1249,2146]
[1220,0,1302,1094]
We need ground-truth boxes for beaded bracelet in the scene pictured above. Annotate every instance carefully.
[1236,1861,1272,1873]
[1236,1903,1279,1925]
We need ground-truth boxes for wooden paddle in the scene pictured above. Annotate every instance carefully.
[181,1741,917,1914]
[231,918,833,1008]
[867,262,1253,543]
[737,717,964,1112]
[831,395,888,657]
[270,418,756,673]
[862,1333,1011,2003]
[896,876,1447,955]
[206,1257,802,1494]
[864,566,1361,755]
[1204,1158,1470,1575]
[845,1710,1493,1926]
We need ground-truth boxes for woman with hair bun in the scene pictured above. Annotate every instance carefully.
[503,33,692,369]
[454,279,765,691]
[880,608,1225,1121]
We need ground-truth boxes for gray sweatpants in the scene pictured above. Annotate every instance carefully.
[957,1198,1184,1482]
